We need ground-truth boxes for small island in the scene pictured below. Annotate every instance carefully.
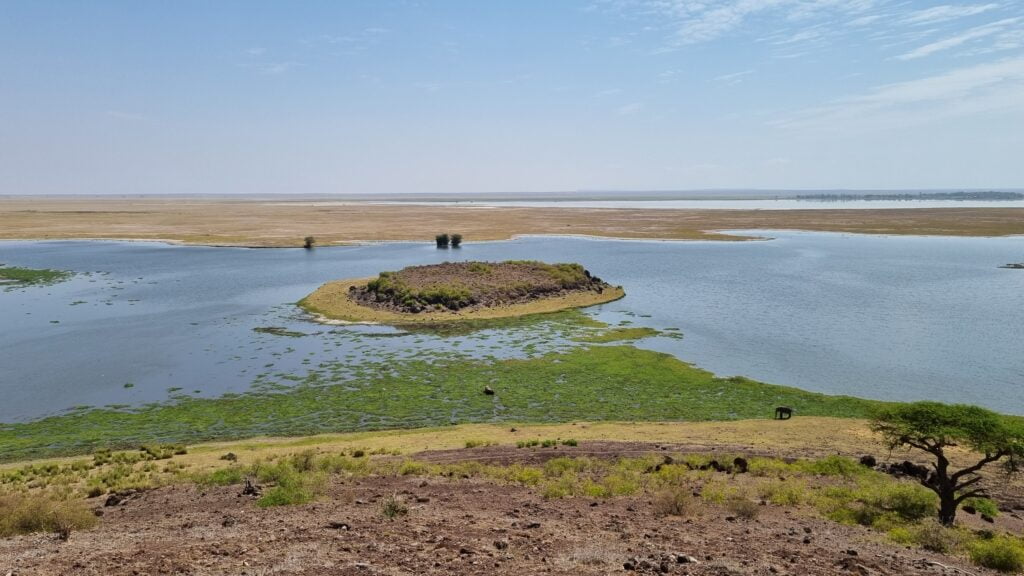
[299,260,624,324]
[1000,263,1024,269]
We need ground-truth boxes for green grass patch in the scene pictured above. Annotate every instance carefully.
[573,327,662,343]
[253,326,307,338]
[0,344,888,462]
[0,265,71,288]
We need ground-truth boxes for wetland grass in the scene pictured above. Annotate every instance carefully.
[0,344,886,462]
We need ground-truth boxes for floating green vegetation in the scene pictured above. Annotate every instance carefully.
[0,265,72,289]
[0,344,887,462]
[253,326,307,338]
[573,327,664,343]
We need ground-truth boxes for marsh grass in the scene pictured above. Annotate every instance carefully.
[0,344,887,462]
[0,266,71,289]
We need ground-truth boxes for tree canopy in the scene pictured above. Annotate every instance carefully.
[871,401,1024,525]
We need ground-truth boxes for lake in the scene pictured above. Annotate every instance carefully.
[1,231,1022,422]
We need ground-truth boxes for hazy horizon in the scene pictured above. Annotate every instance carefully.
[2,1,1023,195]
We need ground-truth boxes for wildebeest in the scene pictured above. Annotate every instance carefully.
[774,406,793,420]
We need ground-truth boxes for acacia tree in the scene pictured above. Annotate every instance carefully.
[871,402,1024,525]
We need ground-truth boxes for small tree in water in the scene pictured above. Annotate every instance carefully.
[871,401,1024,525]
[303,236,316,249]
[450,234,463,248]
[435,234,450,249]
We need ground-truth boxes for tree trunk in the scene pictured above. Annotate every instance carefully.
[938,493,958,526]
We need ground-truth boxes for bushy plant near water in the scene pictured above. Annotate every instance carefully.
[250,458,326,508]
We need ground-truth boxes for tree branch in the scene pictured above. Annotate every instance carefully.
[955,475,984,492]
[955,489,989,504]
[951,451,1006,482]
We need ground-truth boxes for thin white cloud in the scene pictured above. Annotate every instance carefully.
[256,61,303,75]
[775,56,1024,129]
[896,17,1021,60]
[713,69,754,83]
[617,102,644,115]
[903,3,1000,25]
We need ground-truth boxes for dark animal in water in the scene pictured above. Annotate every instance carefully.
[774,406,793,420]
[483,386,495,395]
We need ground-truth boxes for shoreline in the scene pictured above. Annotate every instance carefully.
[299,276,627,325]
[3,227,1024,250]
[4,198,1024,247]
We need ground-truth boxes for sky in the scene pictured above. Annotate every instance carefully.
[1,1,1023,195]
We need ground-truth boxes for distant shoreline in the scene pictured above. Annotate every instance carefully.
[2,197,1024,247]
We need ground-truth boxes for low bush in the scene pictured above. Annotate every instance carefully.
[652,488,697,517]
[0,492,97,538]
[398,460,428,476]
[969,536,1024,572]
[464,439,495,448]
[963,497,1000,518]
[252,459,326,508]
[196,467,245,486]
[912,520,962,553]
[725,496,760,520]
[381,493,409,519]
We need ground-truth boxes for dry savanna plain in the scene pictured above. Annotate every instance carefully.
[2,196,1024,245]
[4,197,1024,575]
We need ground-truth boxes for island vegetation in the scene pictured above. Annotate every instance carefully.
[299,260,624,324]
[0,265,71,288]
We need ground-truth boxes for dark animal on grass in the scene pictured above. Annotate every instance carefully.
[774,406,793,420]
[732,457,749,474]
[483,386,495,395]
[303,236,315,249]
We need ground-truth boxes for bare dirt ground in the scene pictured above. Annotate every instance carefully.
[2,197,1024,246]
[2,442,1019,576]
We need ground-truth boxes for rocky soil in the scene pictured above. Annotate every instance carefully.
[1,444,1016,576]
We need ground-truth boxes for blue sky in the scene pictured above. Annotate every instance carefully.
[2,1,1022,194]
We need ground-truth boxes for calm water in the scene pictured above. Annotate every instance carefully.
[1,232,1022,422]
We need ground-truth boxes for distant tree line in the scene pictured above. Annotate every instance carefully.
[796,191,1024,202]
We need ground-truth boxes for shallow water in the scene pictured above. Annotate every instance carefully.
[1,231,1022,421]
